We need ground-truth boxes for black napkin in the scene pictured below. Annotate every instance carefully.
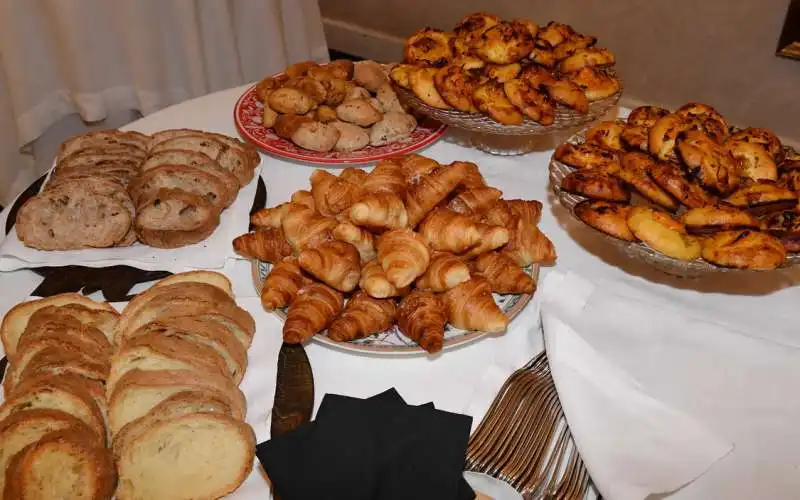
[257,388,475,500]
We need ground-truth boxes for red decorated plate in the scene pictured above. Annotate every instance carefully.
[234,84,447,166]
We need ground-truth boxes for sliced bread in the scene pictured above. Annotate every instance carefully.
[33,303,121,347]
[56,146,145,170]
[129,164,232,210]
[140,149,240,197]
[57,130,148,162]
[50,165,139,187]
[0,409,99,495]
[22,310,113,357]
[193,311,256,350]
[0,294,115,359]
[115,413,254,500]
[3,427,116,500]
[15,183,132,251]
[134,188,220,249]
[16,345,110,387]
[150,134,252,187]
[147,128,212,150]
[107,369,246,435]
[147,270,234,298]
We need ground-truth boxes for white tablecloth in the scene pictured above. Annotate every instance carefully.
[1,84,799,499]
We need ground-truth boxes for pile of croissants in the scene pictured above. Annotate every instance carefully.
[390,12,619,125]
[233,154,556,353]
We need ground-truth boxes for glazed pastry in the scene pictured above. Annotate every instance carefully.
[506,199,543,226]
[403,28,453,67]
[406,164,467,227]
[454,12,502,38]
[473,80,525,125]
[726,140,778,182]
[527,47,557,68]
[542,79,589,114]
[573,200,636,241]
[553,143,619,170]
[446,187,503,217]
[400,154,441,184]
[471,252,535,294]
[461,223,511,260]
[701,230,786,270]
[779,170,800,193]
[376,228,431,288]
[676,130,740,195]
[501,217,557,266]
[585,120,627,152]
[618,152,679,211]
[327,291,396,342]
[648,113,699,162]
[728,127,782,160]
[397,290,447,353]
[569,67,620,101]
[560,170,631,203]
[409,66,451,109]
[553,32,598,60]
[415,252,471,292]
[625,206,702,261]
[250,203,291,229]
[434,58,484,112]
[502,79,556,125]
[332,222,376,263]
[283,283,344,344]
[418,209,483,253]
[453,161,489,190]
[290,190,315,210]
[649,161,717,208]
[557,47,615,73]
[298,240,361,292]
[620,125,650,152]
[518,65,556,89]
[680,205,760,235]
[260,257,313,310]
[537,22,574,47]
[281,204,337,251]
[232,228,293,262]
[515,18,539,38]
[675,102,729,143]
[339,167,369,185]
[443,278,508,332]
[348,192,409,231]
[723,182,798,215]
[627,105,671,128]
[760,210,800,252]
[310,170,362,216]
[486,63,522,82]
[471,21,535,64]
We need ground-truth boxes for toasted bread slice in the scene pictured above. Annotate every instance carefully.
[115,413,254,500]
[16,344,110,385]
[134,188,221,248]
[108,369,246,436]
[107,332,231,395]
[130,164,233,211]
[21,310,113,357]
[28,303,120,347]
[1,294,115,360]
[57,130,148,162]
[147,270,234,298]
[3,427,116,500]
[0,409,99,494]
[140,149,240,197]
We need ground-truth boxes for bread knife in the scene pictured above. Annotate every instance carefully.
[270,342,314,438]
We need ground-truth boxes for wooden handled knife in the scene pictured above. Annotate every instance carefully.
[270,342,314,438]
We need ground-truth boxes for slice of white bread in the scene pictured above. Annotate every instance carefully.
[14,346,110,388]
[147,270,234,298]
[27,303,120,347]
[193,311,255,350]
[106,331,232,395]
[57,130,149,162]
[123,318,248,385]
[112,390,235,458]
[0,409,100,495]
[140,149,240,200]
[129,164,233,211]
[0,375,107,442]
[3,427,116,500]
[21,311,113,357]
[1,293,115,360]
[107,369,246,436]
[134,188,221,249]
[115,413,254,500]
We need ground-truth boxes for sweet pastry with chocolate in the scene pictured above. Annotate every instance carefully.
[617,152,679,211]
[585,120,626,152]
[648,113,700,162]
[676,130,740,195]
[675,102,729,143]
[728,127,782,161]
[760,210,800,252]
[649,161,717,208]
[553,142,619,170]
[701,230,786,269]
[573,200,636,241]
[626,206,702,261]
[726,140,778,182]
[723,182,798,215]
[680,205,760,235]
[560,170,630,202]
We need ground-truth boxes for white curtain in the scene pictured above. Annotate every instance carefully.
[0,0,329,206]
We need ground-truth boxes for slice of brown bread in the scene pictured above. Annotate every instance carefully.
[208,132,261,172]
[56,146,145,170]
[147,270,234,298]
[112,390,235,458]
[106,331,232,395]
[57,130,149,161]
[115,412,254,500]
[107,369,246,436]
[0,375,107,442]
[3,427,116,500]
[129,164,232,211]
[150,134,253,187]
[140,149,240,197]
[147,128,212,150]
[1,293,115,359]
[0,409,99,494]
[149,134,225,161]
[50,166,138,187]
[15,184,132,250]
[134,188,221,248]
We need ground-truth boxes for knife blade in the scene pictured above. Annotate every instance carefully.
[270,342,314,438]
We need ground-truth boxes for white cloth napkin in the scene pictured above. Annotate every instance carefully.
[0,163,263,272]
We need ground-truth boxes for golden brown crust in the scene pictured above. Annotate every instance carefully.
[473,80,525,125]
[760,210,800,252]
[723,182,798,215]
[560,170,630,202]
[676,130,741,195]
[675,102,729,143]
[728,127,782,160]
[585,120,627,152]
[648,113,700,162]
[701,230,786,269]
[626,206,702,261]
[433,59,484,112]
[617,152,679,211]
[557,47,615,73]
[627,106,670,128]
[404,28,453,67]
[726,140,778,182]
[553,143,619,170]
[503,79,555,124]
[327,291,396,342]
[397,290,447,354]
[680,205,760,234]
[542,79,589,114]
[569,67,619,101]
[471,21,535,65]
[573,200,636,241]
[648,161,717,208]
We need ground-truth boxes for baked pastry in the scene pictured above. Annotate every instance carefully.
[443,278,508,332]
[585,120,627,152]
[760,210,800,252]
[779,170,800,193]
[434,58,484,112]
[376,228,431,288]
[648,161,717,208]
[486,62,522,82]
[573,200,636,241]
[261,257,313,310]
[418,209,483,253]
[675,102,729,143]
[557,47,615,73]
[542,79,589,114]
[723,182,798,215]
[618,152,679,211]
[327,291,396,342]
[726,139,778,182]
[701,230,786,269]
[359,260,410,299]
[298,240,362,292]
[626,206,702,261]
[473,80,525,125]
[569,67,620,101]
[397,290,447,354]
[537,21,574,47]
[680,205,760,235]
[560,170,631,202]
[471,21,534,64]
[471,251,535,293]
[621,106,670,151]
[553,142,619,170]
[410,66,451,109]
[676,130,741,195]
[728,127,782,160]
[403,28,453,67]
[502,79,555,124]
[415,252,471,292]
[648,113,699,162]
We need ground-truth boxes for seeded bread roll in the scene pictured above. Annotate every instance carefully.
[129,164,233,210]
[134,188,220,249]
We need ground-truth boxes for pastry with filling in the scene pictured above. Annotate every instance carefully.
[617,152,679,211]
[403,28,453,67]
[569,67,620,101]
[573,200,636,241]
[723,182,798,215]
[675,102,729,143]
[649,161,717,208]
[728,127,782,160]
[553,143,619,170]
[560,170,630,202]
[760,210,800,252]
[471,21,535,64]
[680,205,760,235]
[648,113,699,162]
[626,206,702,261]
[676,130,741,195]
[585,120,627,152]
[701,230,786,269]
[726,140,778,182]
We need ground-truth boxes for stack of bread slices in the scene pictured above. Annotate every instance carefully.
[16,128,262,251]
[0,271,257,499]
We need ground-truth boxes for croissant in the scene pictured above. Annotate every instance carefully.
[397,290,447,353]
[348,191,408,231]
[291,190,315,210]
[359,260,410,298]
[502,218,557,266]
[482,200,515,227]
[298,240,361,292]
[363,160,407,198]
[446,187,503,217]
[310,170,363,216]
[443,277,508,332]
[340,167,369,185]
[415,252,471,292]
[406,164,467,227]
[506,199,543,226]
[452,161,487,191]
[283,283,344,344]
[377,228,431,288]
[251,203,291,229]
[418,209,482,253]
[400,154,440,184]
[282,204,337,251]
[471,252,535,294]
[327,291,396,342]
[232,227,294,262]
[332,222,376,262]
[460,223,510,259]
[261,257,313,310]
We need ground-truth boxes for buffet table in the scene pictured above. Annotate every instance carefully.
[2,84,800,499]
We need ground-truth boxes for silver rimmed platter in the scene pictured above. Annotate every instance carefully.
[252,260,539,356]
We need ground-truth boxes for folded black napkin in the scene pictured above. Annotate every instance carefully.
[257,388,475,500]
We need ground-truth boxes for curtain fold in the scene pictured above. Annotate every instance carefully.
[0,0,328,206]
